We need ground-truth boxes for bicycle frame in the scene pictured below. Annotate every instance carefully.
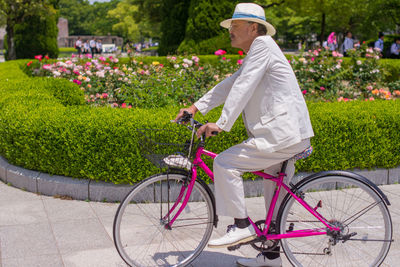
[164,145,341,239]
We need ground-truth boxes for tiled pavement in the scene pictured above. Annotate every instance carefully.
[0,180,399,267]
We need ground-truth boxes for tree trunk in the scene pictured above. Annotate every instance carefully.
[5,23,16,60]
[320,12,326,44]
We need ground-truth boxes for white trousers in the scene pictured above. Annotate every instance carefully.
[213,138,310,218]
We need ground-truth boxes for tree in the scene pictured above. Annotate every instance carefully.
[158,0,190,55]
[108,1,140,42]
[59,0,119,36]
[108,0,160,43]
[14,5,59,58]
[177,0,239,54]
[0,0,48,60]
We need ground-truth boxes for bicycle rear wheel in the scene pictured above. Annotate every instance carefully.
[113,172,214,267]
[278,173,392,267]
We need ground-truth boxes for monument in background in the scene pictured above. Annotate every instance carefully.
[0,18,123,51]
[57,17,123,48]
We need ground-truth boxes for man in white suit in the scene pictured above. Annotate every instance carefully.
[175,3,314,266]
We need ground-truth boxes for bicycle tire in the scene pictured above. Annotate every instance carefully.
[277,173,392,266]
[113,172,214,267]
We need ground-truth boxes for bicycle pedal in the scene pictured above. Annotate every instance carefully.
[227,237,259,251]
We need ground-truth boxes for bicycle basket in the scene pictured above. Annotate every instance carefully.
[136,128,195,169]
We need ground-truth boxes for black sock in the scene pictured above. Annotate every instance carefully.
[262,246,280,260]
[234,218,250,229]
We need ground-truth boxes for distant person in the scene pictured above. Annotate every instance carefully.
[89,37,97,58]
[96,39,103,54]
[298,40,303,51]
[390,37,400,59]
[342,31,354,56]
[327,32,338,51]
[83,41,90,54]
[75,37,82,56]
[374,32,384,52]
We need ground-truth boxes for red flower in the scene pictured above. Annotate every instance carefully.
[44,55,50,60]
[121,103,127,108]
[27,61,33,67]
[238,50,244,55]
[302,90,307,95]
[34,55,43,61]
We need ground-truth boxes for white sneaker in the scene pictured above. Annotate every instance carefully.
[208,224,256,248]
[236,253,282,267]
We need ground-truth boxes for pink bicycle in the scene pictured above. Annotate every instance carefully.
[113,113,392,267]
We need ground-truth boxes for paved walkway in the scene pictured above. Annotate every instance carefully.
[0,180,399,267]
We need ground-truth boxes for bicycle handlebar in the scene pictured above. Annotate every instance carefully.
[175,111,219,141]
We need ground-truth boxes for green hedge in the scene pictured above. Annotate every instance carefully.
[1,60,400,184]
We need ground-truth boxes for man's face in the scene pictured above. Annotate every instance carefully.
[229,20,256,51]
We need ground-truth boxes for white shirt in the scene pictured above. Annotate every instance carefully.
[75,40,82,48]
[84,42,89,49]
[391,43,399,55]
[96,42,102,50]
[343,37,354,52]
[195,35,314,152]
[89,40,96,48]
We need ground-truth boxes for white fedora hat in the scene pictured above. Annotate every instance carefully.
[220,3,276,36]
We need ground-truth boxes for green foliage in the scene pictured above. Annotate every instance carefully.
[59,0,119,36]
[297,100,400,172]
[14,8,59,59]
[2,59,400,185]
[158,0,190,56]
[178,0,239,54]
[178,32,240,55]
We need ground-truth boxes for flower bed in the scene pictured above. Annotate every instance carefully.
[25,45,400,110]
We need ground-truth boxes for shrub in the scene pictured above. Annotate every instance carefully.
[2,60,400,185]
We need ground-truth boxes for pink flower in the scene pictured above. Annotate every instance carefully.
[191,56,200,63]
[214,49,226,56]
[332,51,338,57]
[320,86,325,91]
[302,90,307,95]
[128,105,132,109]
[85,62,92,66]
[112,103,118,107]
[222,57,226,60]
[102,93,108,98]
[311,57,315,61]
[99,56,106,61]
[121,103,127,108]
[34,55,43,61]
[288,60,291,64]
[73,79,82,85]
[237,59,243,65]
[27,61,33,67]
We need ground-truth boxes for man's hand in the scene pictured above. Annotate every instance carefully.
[196,123,222,138]
[174,105,198,122]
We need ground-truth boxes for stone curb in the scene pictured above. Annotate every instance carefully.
[0,155,399,202]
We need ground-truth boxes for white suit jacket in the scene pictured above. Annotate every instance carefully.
[194,35,314,153]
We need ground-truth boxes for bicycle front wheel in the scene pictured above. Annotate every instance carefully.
[113,172,214,267]
[278,173,392,267]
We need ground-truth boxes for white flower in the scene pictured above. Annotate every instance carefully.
[182,63,189,68]
[335,64,341,69]
[53,71,61,77]
[174,64,179,69]
[356,60,362,65]
[183,58,193,66]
